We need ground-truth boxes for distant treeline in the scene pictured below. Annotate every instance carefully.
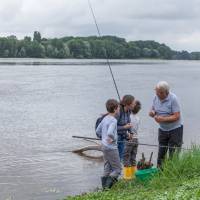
[0,31,200,60]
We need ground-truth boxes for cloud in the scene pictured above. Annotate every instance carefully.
[0,0,200,51]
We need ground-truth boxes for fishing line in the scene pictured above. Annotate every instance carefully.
[86,1,189,153]
[72,136,191,151]
[87,0,121,101]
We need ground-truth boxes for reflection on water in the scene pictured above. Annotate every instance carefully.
[0,59,200,200]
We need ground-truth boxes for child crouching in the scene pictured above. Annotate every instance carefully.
[96,99,122,189]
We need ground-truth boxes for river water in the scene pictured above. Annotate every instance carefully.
[0,58,200,200]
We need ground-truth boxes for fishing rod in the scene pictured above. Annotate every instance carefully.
[72,135,190,150]
[87,0,121,101]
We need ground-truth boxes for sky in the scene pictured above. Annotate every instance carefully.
[0,0,200,52]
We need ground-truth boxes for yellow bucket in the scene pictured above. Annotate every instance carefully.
[123,166,137,180]
[131,166,137,177]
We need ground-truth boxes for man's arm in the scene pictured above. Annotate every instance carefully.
[149,98,156,118]
[154,112,180,123]
[155,95,181,123]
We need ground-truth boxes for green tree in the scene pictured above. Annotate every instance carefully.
[68,39,91,58]
[158,45,173,59]
[90,39,106,58]
[126,42,141,58]
[26,41,45,58]
[24,36,31,42]
[142,48,152,58]
[17,47,26,57]
[151,49,160,58]
[33,31,41,43]
[7,36,18,57]
[3,49,9,57]
[0,33,199,60]
[46,44,55,57]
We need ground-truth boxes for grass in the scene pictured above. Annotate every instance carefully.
[65,146,200,200]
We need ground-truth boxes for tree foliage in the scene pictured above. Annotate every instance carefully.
[0,31,199,59]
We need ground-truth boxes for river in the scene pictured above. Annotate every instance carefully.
[0,58,200,200]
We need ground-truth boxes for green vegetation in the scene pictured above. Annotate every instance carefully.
[1,32,200,59]
[66,147,200,200]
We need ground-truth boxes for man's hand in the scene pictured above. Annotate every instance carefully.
[154,115,166,123]
[149,110,156,118]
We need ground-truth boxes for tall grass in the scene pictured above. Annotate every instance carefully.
[66,146,200,200]
[149,146,200,189]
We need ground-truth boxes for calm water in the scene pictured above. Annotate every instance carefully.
[0,58,200,200]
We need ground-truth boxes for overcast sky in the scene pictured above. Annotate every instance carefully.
[1,0,200,51]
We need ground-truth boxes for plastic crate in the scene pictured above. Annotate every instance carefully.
[135,167,159,181]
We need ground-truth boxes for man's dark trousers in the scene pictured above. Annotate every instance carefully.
[157,125,183,167]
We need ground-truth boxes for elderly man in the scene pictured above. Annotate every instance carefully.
[149,81,183,167]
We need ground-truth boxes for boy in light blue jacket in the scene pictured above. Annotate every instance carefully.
[96,99,121,189]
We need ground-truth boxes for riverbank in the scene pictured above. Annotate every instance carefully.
[0,58,167,65]
[66,147,200,200]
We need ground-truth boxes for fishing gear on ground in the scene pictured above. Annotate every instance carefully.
[137,152,153,170]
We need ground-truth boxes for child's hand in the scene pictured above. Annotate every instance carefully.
[132,133,137,138]
[107,137,113,144]
[127,133,133,140]
[124,123,132,129]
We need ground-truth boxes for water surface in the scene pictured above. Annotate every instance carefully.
[0,58,200,200]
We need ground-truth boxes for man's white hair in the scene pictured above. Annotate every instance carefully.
[156,81,170,92]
